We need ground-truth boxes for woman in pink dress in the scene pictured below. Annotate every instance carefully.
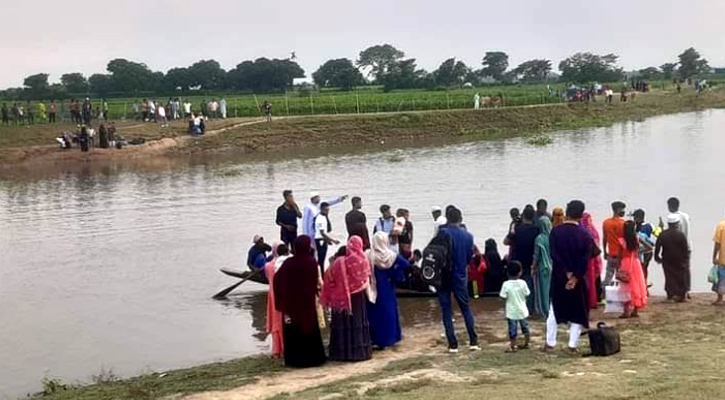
[581,213,604,309]
[265,243,291,357]
[618,221,648,318]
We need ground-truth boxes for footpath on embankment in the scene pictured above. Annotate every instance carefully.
[2,88,725,168]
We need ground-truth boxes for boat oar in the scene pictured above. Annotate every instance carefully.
[212,269,261,300]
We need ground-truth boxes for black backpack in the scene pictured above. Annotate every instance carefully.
[420,230,452,289]
[588,322,621,356]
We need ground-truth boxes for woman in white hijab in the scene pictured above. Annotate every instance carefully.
[366,232,410,349]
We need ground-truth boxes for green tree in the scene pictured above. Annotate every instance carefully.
[227,58,304,92]
[188,60,227,90]
[660,63,678,80]
[60,73,89,94]
[106,59,159,93]
[312,58,364,90]
[481,51,509,81]
[23,73,50,97]
[558,52,622,83]
[357,44,405,81]
[677,47,709,79]
[512,59,552,82]
[163,68,192,90]
[638,67,661,80]
[377,59,425,91]
[433,58,469,87]
[88,74,113,97]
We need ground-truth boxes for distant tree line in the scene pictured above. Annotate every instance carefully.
[1,46,715,100]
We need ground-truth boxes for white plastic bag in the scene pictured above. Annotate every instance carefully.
[604,283,630,314]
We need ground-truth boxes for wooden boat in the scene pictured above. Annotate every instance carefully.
[220,268,498,298]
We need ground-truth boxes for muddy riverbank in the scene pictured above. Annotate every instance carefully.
[29,294,725,400]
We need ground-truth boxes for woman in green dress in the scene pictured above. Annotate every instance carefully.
[532,216,552,318]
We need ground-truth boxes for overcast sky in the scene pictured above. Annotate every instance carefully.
[2,0,723,88]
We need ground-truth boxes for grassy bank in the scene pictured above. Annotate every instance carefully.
[2,87,724,167]
[184,88,725,155]
[29,294,725,400]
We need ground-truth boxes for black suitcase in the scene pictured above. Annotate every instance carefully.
[588,322,621,356]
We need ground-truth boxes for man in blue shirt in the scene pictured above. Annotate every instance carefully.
[438,207,479,353]
[247,235,272,278]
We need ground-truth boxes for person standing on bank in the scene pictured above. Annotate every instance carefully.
[535,198,552,227]
[581,212,604,309]
[274,236,327,368]
[366,232,409,349]
[602,201,627,287]
[711,213,725,305]
[315,202,340,275]
[546,200,590,353]
[276,190,302,246]
[374,205,397,252]
[302,192,347,240]
[661,197,692,294]
[531,216,552,318]
[265,243,291,358]
[320,236,372,361]
[345,196,370,249]
[633,209,656,280]
[431,206,447,238]
[504,207,539,314]
[654,214,690,302]
[437,207,480,353]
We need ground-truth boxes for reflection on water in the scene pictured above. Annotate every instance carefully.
[2,110,725,398]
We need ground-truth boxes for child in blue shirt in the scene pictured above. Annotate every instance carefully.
[499,261,531,352]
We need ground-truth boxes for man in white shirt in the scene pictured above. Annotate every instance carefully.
[374,204,398,252]
[220,98,227,119]
[302,191,347,239]
[314,202,340,275]
[432,206,447,238]
[183,101,192,118]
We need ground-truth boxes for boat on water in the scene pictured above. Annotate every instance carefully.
[219,268,500,298]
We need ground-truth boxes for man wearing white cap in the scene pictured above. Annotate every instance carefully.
[302,191,348,240]
[654,214,690,302]
[431,206,447,238]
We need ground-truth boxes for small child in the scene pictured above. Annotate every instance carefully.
[499,261,531,352]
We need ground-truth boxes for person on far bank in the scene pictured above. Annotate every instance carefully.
[263,100,272,122]
[302,192,347,240]
[438,207,480,353]
[546,200,590,354]
[48,100,57,123]
[499,261,531,352]
[602,201,627,287]
[314,202,340,275]
[345,196,370,249]
[276,190,302,246]
[1,103,9,126]
[220,98,227,119]
[711,213,725,305]
[654,214,690,302]
[431,206,447,238]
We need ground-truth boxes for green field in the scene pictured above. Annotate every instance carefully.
[4,84,580,121]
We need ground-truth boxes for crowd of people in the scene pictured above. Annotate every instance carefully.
[243,190,724,366]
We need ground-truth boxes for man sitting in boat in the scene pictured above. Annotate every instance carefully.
[247,235,272,279]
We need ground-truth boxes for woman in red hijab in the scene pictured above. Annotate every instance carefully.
[274,236,326,368]
[581,212,604,309]
[320,236,372,361]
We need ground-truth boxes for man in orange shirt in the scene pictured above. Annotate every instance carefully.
[602,201,627,287]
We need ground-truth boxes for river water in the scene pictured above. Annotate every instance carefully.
[1,110,724,398]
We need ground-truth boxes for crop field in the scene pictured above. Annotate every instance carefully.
[3,81,685,122]
[5,84,570,122]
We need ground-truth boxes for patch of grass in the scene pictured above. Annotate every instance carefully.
[382,356,434,372]
[365,379,433,397]
[28,356,283,400]
[526,134,553,146]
